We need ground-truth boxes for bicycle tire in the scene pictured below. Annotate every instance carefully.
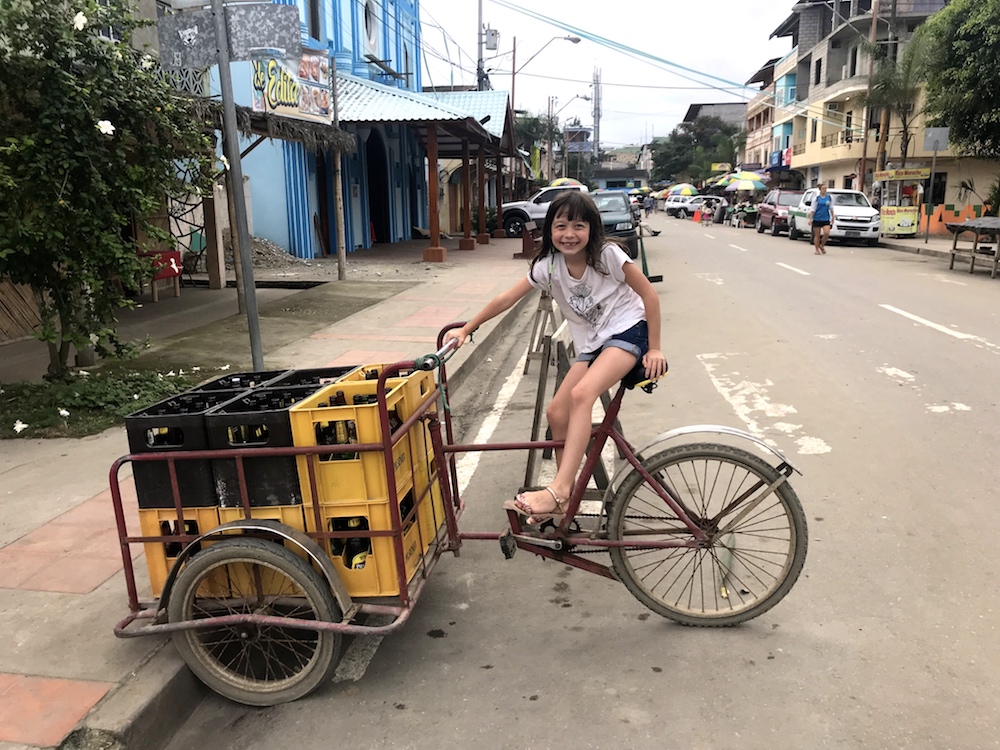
[168,537,342,706]
[608,443,807,627]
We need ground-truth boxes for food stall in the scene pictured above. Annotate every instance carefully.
[874,167,930,237]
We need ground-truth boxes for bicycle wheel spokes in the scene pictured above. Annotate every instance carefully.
[610,444,807,627]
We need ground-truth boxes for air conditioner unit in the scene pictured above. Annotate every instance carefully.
[826,102,841,112]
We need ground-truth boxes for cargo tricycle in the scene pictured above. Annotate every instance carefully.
[110,323,807,706]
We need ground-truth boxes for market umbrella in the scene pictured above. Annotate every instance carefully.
[550,177,583,187]
[729,170,767,183]
[724,179,767,192]
[628,188,643,195]
[668,183,699,196]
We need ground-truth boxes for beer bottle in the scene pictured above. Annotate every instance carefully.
[343,517,370,569]
[333,390,347,406]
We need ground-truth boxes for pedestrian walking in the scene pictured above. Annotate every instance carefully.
[810,183,835,254]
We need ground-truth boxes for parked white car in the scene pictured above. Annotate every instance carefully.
[663,195,695,217]
[786,188,881,246]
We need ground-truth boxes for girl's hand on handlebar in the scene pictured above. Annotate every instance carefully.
[444,328,469,348]
[643,348,667,379]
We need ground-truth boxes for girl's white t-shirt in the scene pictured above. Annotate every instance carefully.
[527,243,646,355]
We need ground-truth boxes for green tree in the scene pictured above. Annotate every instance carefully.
[920,0,1000,160]
[857,30,932,169]
[0,0,213,377]
[651,116,740,183]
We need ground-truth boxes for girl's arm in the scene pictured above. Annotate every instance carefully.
[622,262,667,377]
[446,277,534,347]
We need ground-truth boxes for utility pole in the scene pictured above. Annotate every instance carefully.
[547,96,554,180]
[476,0,486,90]
[875,0,897,172]
[211,0,263,370]
[858,0,879,195]
[592,68,602,165]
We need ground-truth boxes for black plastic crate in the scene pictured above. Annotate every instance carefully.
[266,366,357,391]
[126,390,245,508]
[204,387,315,507]
[190,370,289,392]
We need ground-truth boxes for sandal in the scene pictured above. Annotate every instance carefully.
[503,487,567,524]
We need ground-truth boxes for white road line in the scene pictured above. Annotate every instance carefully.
[776,262,810,276]
[333,348,528,683]
[879,304,977,340]
[704,233,715,239]
[729,244,748,252]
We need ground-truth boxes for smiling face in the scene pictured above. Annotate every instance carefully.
[550,210,591,260]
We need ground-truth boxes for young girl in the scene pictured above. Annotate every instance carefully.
[446,191,666,523]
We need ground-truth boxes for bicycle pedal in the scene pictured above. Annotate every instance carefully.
[499,529,517,559]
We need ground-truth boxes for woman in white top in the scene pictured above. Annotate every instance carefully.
[446,191,666,522]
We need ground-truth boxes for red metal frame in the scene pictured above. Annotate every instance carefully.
[109,323,708,639]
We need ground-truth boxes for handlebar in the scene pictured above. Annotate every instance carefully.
[416,337,459,371]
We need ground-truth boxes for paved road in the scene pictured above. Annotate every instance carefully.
[164,219,1000,749]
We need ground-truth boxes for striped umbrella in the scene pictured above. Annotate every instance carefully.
[724,178,767,192]
[729,170,767,183]
[550,177,584,186]
[668,183,699,196]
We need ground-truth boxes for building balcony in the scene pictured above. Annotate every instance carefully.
[792,143,806,156]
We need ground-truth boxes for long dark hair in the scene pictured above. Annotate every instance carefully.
[530,191,610,278]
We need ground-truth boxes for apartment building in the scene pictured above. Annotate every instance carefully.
[768,0,994,230]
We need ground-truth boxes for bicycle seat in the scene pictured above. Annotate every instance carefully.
[623,359,668,393]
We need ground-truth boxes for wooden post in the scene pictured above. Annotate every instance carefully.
[459,140,476,250]
[477,149,490,244]
[493,148,507,238]
[333,149,347,280]
[424,125,446,262]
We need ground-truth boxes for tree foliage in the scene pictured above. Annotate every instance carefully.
[857,30,932,168]
[651,116,741,184]
[920,0,1000,160]
[0,0,214,376]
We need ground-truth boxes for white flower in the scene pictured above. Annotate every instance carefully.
[191,366,201,372]
[89,333,99,345]
[219,364,231,371]
[0,388,4,395]
[219,155,230,171]
[178,368,185,376]
[73,12,87,31]
[13,420,28,434]
[113,49,122,61]
[58,408,70,418]
[133,394,139,400]
[165,370,176,377]
[141,55,155,70]
[77,369,90,376]
[97,120,115,136]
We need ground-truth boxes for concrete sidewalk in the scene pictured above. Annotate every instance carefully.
[0,237,533,750]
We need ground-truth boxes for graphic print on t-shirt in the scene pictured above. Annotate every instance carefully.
[569,281,603,327]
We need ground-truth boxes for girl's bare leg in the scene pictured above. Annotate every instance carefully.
[545,361,590,468]
[517,348,636,516]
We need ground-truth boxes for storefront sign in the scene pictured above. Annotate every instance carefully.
[880,205,919,235]
[711,163,732,172]
[251,51,332,124]
[873,168,931,182]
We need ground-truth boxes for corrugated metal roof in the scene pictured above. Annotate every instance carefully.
[336,73,475,124]
[421,90,510,139]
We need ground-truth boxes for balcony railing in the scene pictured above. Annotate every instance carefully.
[792,143,806,156]
[820,131,857,148]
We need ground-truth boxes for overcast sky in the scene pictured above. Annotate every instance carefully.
[419,0,796,148]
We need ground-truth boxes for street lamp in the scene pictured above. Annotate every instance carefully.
[548,94,590,180]
[511,35,581,114]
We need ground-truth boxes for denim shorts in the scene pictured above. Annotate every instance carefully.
[578,320,649,364]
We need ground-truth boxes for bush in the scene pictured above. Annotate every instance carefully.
[469,206,498,233]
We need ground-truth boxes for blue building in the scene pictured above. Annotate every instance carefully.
[229,0,511,259]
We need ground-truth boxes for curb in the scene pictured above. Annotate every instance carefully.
[61,290,534,750]
[59,646,205,750]
[879,240,951,261]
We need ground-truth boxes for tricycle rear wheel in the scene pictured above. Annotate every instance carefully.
[168,537,342,706]
[608,444,807,627]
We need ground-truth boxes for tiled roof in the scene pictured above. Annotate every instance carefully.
[421,90,511,139]
[336,73,477,124]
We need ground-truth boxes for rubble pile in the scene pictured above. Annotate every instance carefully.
[221,230,309,270]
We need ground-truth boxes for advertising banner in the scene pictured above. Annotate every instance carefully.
[251,51,332,125]
[710,162,732,172]
[873,168,931,182]
[880,206,919,235]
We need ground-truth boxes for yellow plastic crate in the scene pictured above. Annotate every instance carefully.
[218,504,306,533]
[412,451,447,546]
[290,379,416,505]
[316,488,427,597]
[138,507,220,597]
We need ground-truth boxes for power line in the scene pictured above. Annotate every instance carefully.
[492,68,746,91]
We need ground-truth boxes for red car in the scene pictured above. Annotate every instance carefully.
[757,189,805,236]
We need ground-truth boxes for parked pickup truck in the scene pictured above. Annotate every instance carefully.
[786,188,881,246]
[501,184,589,238]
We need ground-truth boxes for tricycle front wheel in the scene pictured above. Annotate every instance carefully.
[608,444,807,627]
[168,537,342,706]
